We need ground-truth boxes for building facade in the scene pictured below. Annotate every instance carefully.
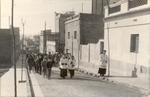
[55,12,75,53]
[65,13,103,66]
[47,41,56,54]
[104,0,150,78]
[46,32,59,54]
[39,29,59,54]
[0,28,20,65]
[39,29,51,54]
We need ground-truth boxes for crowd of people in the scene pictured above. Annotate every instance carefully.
[26,52,77,79]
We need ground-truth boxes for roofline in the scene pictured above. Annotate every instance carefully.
[105,6,150,20]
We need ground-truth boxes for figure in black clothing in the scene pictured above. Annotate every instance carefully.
[35,55,40,73]
[27,54,34,73]
[47,57,53,79]
[38,54,43,75]
[41,56,47,77]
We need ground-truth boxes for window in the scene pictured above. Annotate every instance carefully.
[109,5,121,14]
[128,0,148,9]
[130,34,139,53]
[68,32,70,39]
[74,31,77,39]
[100,41,104,54]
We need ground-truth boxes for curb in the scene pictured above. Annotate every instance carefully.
[76,68,113,82]
[77,68,149,96]
[26,66,35,97]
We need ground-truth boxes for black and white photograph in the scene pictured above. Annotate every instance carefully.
[0,0,150,97]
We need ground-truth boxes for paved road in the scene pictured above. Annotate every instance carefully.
[34,68,144,97]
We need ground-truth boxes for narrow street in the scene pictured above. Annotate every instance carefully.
[0,0,150,97]
[34,68,144,97]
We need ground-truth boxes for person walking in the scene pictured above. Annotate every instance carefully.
[38,54,43,75]
[59,55,68,79]
[47,57,53,79]
[27,54,34,73]
[41,56,47,78]
[98,50,108,78]
[68,56,76,78]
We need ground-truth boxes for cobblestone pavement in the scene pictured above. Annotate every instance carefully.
[34,68,144,97]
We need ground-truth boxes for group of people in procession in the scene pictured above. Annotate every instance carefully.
[26,52,77,79]
[26,49,108,80]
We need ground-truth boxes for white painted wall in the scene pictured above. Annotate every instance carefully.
[46,41,56,54]
[65,17,80,66]
[104,1,150,77]
[80,40,104,68]
[39,35,44,53]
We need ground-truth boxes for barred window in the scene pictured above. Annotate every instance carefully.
[128,0,148,9]
[100,41,104,54]
[68,32,70,39]
[74,31,77,39]
[130,34,139,53]
[109,5,121,14]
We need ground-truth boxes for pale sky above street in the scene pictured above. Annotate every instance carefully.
[1,0,91,37]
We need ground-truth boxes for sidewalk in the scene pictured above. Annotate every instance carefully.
[79,65,150,97]
[29,72,44,97]
[0,67,29,97]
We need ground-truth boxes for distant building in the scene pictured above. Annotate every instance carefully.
[55,11,75,53]
[30,35,40,53]
[65,13,104,66]
[46,32,59,54]
[39,29,59,54]
[104,0,150,80]
[0,28,20,65]
[39,29,51,54]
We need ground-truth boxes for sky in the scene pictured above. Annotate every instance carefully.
[1,0,92,37]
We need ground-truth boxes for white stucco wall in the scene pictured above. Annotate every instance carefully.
[46,41,56,54]
[80,40,104,66]
[39,35,44,53]
[104,2,150,77]
[65,17,80,66]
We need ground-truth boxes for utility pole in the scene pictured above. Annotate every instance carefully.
[9,16,11,28]
[44,21,47,54]
[0,0,1,28]
[82,2,83,13]
[106,0,111,77]
[19,19,26,83]
[72,35,73,56]
[11,0,17,96]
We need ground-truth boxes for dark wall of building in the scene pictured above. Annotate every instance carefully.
[14,28,21,62]
[80,13,104,44]
[0,28,20,65]
[0,29,12,64]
